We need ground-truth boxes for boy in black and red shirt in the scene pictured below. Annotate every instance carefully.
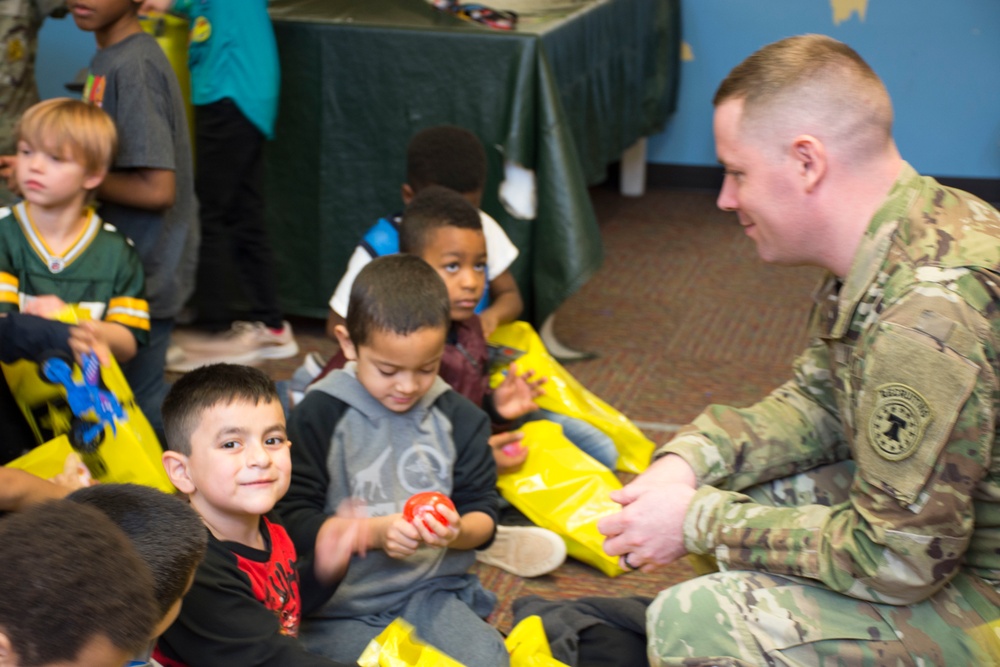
[155,364,360,666]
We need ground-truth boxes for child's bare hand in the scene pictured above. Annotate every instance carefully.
[412,503,461,548]
[489,431,528,473]
[493,362,546,421]
[22,294,67,318]
[68,321,111,367]
[314,500,369,584]
[384,514,422,559]
[49,453,93,492]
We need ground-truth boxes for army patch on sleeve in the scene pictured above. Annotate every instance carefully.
[867,383,933,461]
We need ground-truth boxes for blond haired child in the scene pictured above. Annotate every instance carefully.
[0,98,148,363]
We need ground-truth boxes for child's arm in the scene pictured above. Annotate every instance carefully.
[0,468,73,511]
[97,168,176,212]
[326,245,373,339]
[20,298,139,362]
[278,392,348,554]
[439,508,494,551]
[442,392,501,544]
[479,269,523,338]
[91,320,137,361]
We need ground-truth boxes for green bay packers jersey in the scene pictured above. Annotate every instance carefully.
[0,203,149,345]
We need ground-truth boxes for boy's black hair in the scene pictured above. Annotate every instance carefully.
[406,125,487,194]
[346,254,450,347]
[399,185,484,257]
[69,484,208,619]
[161,363,280,456]
[0,500,157,666]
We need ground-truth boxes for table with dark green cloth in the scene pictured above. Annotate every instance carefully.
[265,0,680,322]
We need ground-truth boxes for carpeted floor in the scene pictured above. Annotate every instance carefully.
[251,184,827,634]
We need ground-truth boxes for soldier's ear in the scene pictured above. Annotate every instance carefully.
[790,134,827,194]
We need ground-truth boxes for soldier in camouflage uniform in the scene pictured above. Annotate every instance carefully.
[598,34,1000,665]
[0,0,65,204]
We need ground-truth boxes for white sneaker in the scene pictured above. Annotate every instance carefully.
[475,525,566,577]
[173,321,299,361]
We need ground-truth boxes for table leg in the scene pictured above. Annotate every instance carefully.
[619,137,647,197]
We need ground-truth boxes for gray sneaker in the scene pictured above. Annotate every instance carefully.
[173,321,299,361]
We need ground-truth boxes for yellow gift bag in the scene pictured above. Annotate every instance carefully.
[488,321,654,474]
[506,615,570,667]
[357,618,467,667]
[498,420,626,577]
[2,310,172,493]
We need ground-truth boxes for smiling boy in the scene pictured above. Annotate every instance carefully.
[155,364,356,667]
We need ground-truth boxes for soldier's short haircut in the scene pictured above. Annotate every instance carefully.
[346,254,450,348]
[406,125,487,195]
[714,34,893,161]
[162,363,280,456]
[399,185,483,258]
[69,484,208,619]
[0,500,157,666]
[17,97,118,176]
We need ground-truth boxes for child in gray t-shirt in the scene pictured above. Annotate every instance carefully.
[70,0,198,439]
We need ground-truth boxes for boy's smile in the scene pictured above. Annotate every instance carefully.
[339,325,447,413]
[419,227,487,322]
[172,398,291,545]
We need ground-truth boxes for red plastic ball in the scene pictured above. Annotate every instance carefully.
[403,491,456,528]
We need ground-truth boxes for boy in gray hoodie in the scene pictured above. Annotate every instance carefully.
[278,255,507,667]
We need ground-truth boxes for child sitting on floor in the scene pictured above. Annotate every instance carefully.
[156,364,358,666]
[0,98,148,364]
[0,500,158,667]
[69,483,208,666]
[279,255,509,666]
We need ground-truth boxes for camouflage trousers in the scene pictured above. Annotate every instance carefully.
[647,462,1000,666]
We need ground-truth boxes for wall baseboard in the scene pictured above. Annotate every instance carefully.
[633,163,1000,205]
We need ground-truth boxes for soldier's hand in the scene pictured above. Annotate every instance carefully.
[599,469,697,572]
[612,454,696,508]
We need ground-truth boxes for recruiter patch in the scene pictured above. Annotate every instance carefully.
[868,383,932,461]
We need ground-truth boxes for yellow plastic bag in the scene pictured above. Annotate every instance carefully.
[498,420,626,577]
[357,618,467,667]
[2,309,172,493]
[506,615,570,667]
[488,321,654,474]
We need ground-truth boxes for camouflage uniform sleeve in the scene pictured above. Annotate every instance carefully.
[659,336,850,490]
[681,284,996,605]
